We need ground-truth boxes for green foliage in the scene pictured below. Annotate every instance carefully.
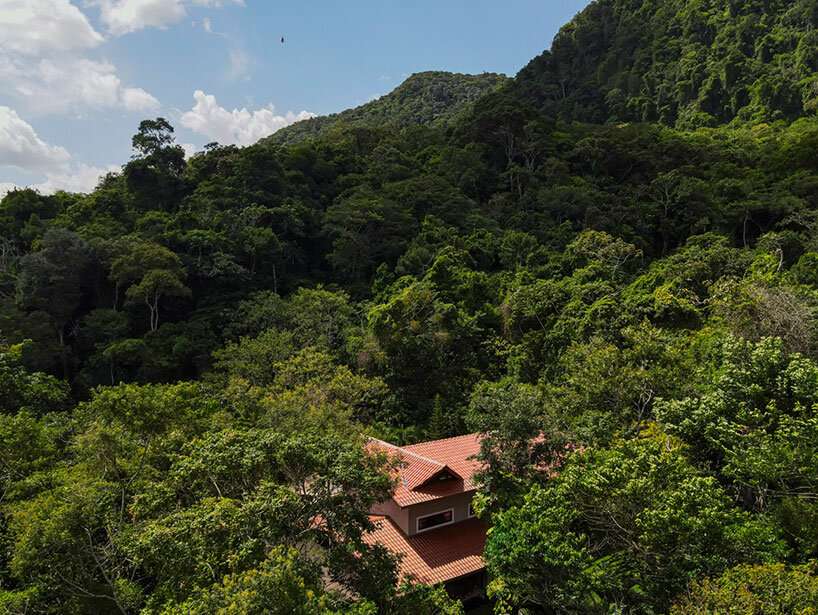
[657,337,818,516]
[124,429,392,607]
[5,4,818,611]
[0,377,406,614]
[16,228,92,375]
[266,71,509,146]
[324,188,415,285]
[467,380,567,510]
[512,0,818,127]
[0,410,68,501]
[158,546,335,614]
[112,237,190,332]
[368,273,489,419]
[0,343,69,415]
[485,431,787,613]
[212,328,296,386]
[545,323,697,444]
[671,562,818,614]
[125,117,186,206]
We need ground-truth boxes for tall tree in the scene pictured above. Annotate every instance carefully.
[110,238,190,332]
[124,118,187,209]
[16,229,92,377]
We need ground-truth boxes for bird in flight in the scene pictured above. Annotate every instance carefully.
[281,36,285,44]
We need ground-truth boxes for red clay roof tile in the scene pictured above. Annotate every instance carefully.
[367,434,483,507]
[366,515,487,585]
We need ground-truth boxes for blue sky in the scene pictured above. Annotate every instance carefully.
[0,0,590,194]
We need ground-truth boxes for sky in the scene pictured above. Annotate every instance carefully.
[0,0,590,195]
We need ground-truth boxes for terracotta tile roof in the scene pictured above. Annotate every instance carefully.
[366,515,487,585]
[403,434,482,489]
[367,434,483,507]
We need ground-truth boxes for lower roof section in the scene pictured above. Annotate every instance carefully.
[365,515,487,585]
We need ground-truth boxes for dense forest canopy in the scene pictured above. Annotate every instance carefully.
[264,71,509,146]
[3,0,818,612]
[512,0,818,127]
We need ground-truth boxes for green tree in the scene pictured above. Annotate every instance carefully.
[0,236,19,299]
[671,563,818,615]
[324,188,414,284]
[545,323,696,444]
[124,118,186,208]
[286,287,357,356]
[0,342,70,415]
[466,380,567,511]
[369,280,477,417]
[126,269,191,332]
[485,431,786,613]
[211,328,295,387]
[158,546,340,614]
[110,238,190,331]
[657,337,818,515]
[426,394,463,440]
[16,228,92,376]
[124,429,392,608]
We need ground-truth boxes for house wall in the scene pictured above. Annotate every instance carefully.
[407,491,475,536]
[371,498,411,534]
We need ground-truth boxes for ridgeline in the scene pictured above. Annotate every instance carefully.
[3,1,818,612]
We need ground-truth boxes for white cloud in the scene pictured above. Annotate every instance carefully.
[32,162,120,194]
[0,105,117,196]
[0,0,160,115]
[94,0,187,36]
[180,142,198,159]
[0,55,160,114]
[191,0,245,6]
[0,106,71,173]
[0,163,120,196]
[92,0,244,35]
[0,0,103,55]
[122,86,161,112]
[0,163,115,197]
[181,90,315,146]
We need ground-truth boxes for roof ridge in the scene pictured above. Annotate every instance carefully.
[368,437,446,468]
[402,432,481,450]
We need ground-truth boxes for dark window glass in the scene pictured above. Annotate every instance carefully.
[417,509,453,531]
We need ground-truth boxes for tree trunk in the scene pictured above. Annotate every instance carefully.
[152,294,162,332]
[146,294,160,332]
[58,326,69,379]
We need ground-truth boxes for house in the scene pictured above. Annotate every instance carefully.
[364,433,488,595]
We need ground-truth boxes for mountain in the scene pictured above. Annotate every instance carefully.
[509,0,818,128]
[8,3,818,613]
[265,71,509,145]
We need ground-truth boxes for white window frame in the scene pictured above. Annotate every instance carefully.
[416,508,455,534]
[467,501,476,518]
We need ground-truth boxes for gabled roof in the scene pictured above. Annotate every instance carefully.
[367,434,482,507]
[366,515,487,585]
[402,433,482,487]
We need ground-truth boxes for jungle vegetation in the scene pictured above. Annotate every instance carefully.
[4,0,818,612]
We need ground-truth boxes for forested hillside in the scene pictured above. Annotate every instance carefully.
[3,0,818,612]
[265,71,508,146]
[511,0,818,127]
